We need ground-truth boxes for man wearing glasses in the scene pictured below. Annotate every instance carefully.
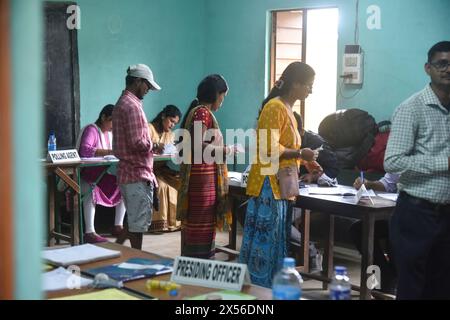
[385,41,450,299]
[112,64,161,249]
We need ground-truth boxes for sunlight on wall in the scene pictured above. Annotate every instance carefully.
[305,8,338,132]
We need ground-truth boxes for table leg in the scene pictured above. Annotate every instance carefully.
[360,214,375,299]
[299,209,310,272]
[72,191,80,245]
[322,214,334,290]
[47,173,56,246]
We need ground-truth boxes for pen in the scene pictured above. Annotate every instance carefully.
[360,171,364,184]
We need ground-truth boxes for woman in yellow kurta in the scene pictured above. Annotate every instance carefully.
[239,62,319,288]
[148,105,182,232]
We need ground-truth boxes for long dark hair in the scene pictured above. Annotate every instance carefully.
[151,104,182,131]
[95,104,114,126]
[258,61,315,119]
[180,74,229,129]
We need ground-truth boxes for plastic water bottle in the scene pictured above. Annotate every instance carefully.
[272,257,302,300]
[329,266,351,300]
[48,130,57,151]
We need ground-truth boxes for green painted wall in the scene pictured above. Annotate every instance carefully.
[11,0,44,299]
[76,0,206,127]
[204,0,450,130]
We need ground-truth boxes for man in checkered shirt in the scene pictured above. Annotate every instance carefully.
[113,64,161,249]
[384,41,450,299]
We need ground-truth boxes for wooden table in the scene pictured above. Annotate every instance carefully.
[45,155,173,246]
[227,178,396,300]
[295,188,395,300]
[46,242,272,300]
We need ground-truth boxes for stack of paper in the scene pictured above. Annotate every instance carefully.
[43,267,93,291]
[42,244,121,266]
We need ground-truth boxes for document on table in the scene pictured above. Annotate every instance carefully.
[51,288,141,300]
[228,171,243,186]
[43,267,93,291]
[307,186,376,197]
[376,193,398,202]
[42,244,121,266]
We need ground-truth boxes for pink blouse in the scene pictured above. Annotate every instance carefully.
[79,124,121,207]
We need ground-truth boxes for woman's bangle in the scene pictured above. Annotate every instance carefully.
[298,149,303,159]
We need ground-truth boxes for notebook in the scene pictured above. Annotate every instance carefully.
[85,257,173,282]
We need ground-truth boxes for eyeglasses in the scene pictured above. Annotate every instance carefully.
[430,60,450,71]
[141,78,152,89]
[304,83,314,91]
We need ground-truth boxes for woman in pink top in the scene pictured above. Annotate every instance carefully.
[78,105,126,243]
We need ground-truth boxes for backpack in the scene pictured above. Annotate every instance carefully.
[318,109,377,148]
[357,121,391,173]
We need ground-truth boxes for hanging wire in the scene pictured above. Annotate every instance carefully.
[338,79,362,99]
[354,0,360,44]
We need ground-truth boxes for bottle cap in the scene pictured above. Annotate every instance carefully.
[283,257,296,268]
[335,266,347,274]
[169,289,179,297]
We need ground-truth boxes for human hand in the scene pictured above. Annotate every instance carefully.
[300,148,318,161]
[233,144,245,154]
[225,144,244,156]
[353,177,368,190]
[153,142,164,154]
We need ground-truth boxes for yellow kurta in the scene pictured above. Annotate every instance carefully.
[246,98,302,200]
[148,123,175,145]
[148,123,180,231]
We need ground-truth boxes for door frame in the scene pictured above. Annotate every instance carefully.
[0,0,14,300]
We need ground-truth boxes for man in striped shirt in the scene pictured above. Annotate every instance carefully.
[113,64,161,249]
[385,41,450,299]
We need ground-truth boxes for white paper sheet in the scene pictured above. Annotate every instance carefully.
[43,267,93,291]
[116,262,168,271]
[376,193,398,202]
[42,244,121,266]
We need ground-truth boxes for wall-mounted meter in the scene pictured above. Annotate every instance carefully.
[342,45,364,85]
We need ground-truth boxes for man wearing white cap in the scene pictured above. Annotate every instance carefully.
[112,64,161,249]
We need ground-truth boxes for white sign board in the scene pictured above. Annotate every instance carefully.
[170,256,250,291]
[48,149,81,164]
[355,183,374,205]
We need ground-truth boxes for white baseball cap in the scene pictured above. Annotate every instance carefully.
[127,64,161,91]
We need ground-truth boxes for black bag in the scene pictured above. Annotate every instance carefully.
[318,109,377,149]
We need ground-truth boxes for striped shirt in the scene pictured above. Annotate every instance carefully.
[112,90,156,185]
[384,84,450,204]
